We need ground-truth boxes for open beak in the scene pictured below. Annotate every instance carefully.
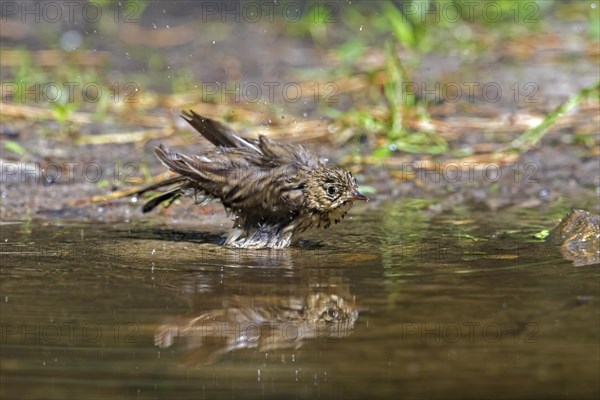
[348,191,368,202]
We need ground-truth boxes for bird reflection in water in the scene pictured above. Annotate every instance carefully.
[155,293,359,364]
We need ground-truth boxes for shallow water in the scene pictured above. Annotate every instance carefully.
[1,202,598,400]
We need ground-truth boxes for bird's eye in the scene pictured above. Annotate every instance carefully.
[323,306,339,322]
[327,186,337,196]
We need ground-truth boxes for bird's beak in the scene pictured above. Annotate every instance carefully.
[348,191,368,202]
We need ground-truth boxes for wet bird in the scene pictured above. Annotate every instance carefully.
[136,110,367,248]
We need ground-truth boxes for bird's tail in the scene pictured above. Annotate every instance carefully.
[62,173,190,212]
[134,176,189,213]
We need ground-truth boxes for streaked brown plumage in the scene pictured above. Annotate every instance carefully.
[137,110,367,248]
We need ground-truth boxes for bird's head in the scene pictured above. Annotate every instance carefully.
[304,164,367,214]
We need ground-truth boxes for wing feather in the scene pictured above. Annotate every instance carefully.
[258,135,319,167]
[181,110,262,153]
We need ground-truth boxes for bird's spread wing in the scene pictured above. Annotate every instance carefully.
[155,144,232,195]
[181,110,261,153]
[258,135,320,168]
[155,144,306,212]
[182,110,320,169]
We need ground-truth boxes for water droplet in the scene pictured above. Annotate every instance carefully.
[60,30,82,52]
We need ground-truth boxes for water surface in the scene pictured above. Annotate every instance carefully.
[1,203,598,399]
